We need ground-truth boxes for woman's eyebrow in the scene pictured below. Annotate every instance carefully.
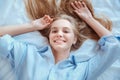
[50,27,57,30]
[51,27,56,29]
[63,27,71,30]
[51,26,71,30]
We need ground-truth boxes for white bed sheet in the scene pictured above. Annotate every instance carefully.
[0,0,120,80]
[91,0,120,80]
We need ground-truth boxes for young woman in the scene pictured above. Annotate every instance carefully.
[0,1,120,80]
[25,0,112,40]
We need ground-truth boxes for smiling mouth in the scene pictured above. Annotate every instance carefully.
[54,40,66,43]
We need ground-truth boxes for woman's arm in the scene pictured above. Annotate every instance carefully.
[71,1,111,37]
[71,1,120,79]
[0,15,53,36]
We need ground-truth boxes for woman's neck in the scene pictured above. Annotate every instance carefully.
[52,48,70,64]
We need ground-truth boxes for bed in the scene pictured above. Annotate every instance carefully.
[0,0,120,80]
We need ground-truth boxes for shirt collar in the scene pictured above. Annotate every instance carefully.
[37,39,98,67]
[69,39,98,64]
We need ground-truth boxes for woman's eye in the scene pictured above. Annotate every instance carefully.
[64,30,69,33]
[51,30,57,33]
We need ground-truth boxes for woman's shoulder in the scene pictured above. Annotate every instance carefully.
[0,34,15,49]
[0,34,14,43]
[98,34,120,46]
[0,34,36,50]
[37,45,51,53]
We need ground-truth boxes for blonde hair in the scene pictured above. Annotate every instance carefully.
[24,0,112,50]
[41,14,87,50]
[59,0,112,40]
[24,0,58,19]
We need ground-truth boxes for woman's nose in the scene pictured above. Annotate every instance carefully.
[57,31,63,37]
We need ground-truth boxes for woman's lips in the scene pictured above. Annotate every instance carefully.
[54,39,66,43]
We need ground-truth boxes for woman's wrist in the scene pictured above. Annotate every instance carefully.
[30,20,43,31]
[31,20,39,31]
[31,19,47,31]
[84,16,95,24]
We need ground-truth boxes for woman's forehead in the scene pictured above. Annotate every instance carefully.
[51,19,73,28]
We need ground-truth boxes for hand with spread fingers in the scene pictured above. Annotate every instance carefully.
[32,15,53,30]
[71,0,111,37]
[0,15,53,36]
[71,1,93,21]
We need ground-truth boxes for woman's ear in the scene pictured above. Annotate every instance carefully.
[73,36,77,45]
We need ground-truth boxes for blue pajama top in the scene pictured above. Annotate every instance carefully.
[0,34,120,80]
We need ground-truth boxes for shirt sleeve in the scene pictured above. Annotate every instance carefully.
[87,35,120,80]
[0,35,28,68]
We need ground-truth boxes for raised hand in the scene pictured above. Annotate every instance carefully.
[71,1,111,37]
[71,1,93,21]
[32,15,53,30]
[0,15,53,36]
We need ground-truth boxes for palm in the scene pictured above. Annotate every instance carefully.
[32,15,53,30]
[71,1,93,21]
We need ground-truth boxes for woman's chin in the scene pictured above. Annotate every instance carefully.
[52,45,66,51]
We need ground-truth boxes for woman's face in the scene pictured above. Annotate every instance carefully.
[49,19,77,52]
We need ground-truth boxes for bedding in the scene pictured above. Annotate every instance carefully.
[0,0,120,80]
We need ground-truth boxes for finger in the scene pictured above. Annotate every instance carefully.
[78,1,82,8]
[81,1,86,7]
[47,17,53,23]
[46,20,51,23]
[44,22,51,28]
[47,16,52,21]
[74,10,83,19]
[74,1,81,8]
[44,15,49,20]
[74,10,79,15]
[43,16,47,21]
[44,15,51,21]
[71,2,78,10]
[43,15,50,23]
[49,18,53,22]
[45,15,53,21]
[46,18,53,23]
